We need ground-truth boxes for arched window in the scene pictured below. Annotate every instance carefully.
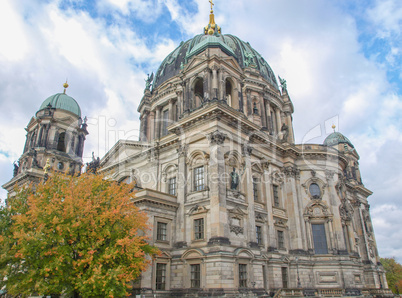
[193,78,203,109]
[57,132,66,152]
[226,79,232,106]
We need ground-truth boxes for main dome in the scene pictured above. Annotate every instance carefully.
[38,93,81,117]
[153,34,279,90]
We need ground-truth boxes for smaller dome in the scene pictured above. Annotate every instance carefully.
[39,93,81,117]
[323,132,354,148]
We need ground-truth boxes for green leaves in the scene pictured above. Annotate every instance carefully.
[0,173,158,297]
[381,257,402,294]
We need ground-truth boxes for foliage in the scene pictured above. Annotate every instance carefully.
[381,257,402,294]
[0,173,158,297]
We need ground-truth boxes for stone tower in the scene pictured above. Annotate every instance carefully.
[3,83,88,195]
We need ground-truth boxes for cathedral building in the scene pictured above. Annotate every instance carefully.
[3,4,391,298]
[98,6,390,298]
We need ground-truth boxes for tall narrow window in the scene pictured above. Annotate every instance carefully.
[168,177,176,195]
[281,267,288,289]
[191,264,201,288]
[194,166,204,191]
[194,218,204,240]
[253,177,259,201]
[312,224,328,254]
[256,225,262,245]
[277,230,285,249]
[162,110,169,136]
[156,263,167,290]
[156,222,167,241]
[239,264,247,288]
[57,132,66,152]
[273,185,280,207]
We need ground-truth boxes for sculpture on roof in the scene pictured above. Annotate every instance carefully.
[145,72,154,91]
[278,75,287,92]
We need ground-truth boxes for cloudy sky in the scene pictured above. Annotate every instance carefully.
[0,0,401,261]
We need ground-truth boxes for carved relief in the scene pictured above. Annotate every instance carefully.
[339,199,354,222]
[207,130,227,145]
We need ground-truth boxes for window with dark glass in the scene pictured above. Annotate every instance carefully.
[312,224,328,254]
[194,218,204,240]
[277,230,285,249]
[253,177,258,201]
[194,166,204,191]
[191,264,201,288]
[273,185,280,207]
[309,183,321,198]
[156,222,167,241]
[162,110,169,136]
[281,267,288,288]
[239,264,247,288]
[156,263,166,290]
[57,132,66,152]
[168,177,176,195]
[256,225,262,245]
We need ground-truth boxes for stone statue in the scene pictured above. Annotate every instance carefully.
[13,161,19,177]
[144,72,154,91]
[253,102,259,115]
[230,167,239,190]
[281,123,289,142]
[86,152,100,174]
[30,148,39,168]
[278,76,287,92]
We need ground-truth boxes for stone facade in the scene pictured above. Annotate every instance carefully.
[99,10,390,297]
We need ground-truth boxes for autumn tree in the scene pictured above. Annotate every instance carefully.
[0,173,158,297]
[381,257,402,294]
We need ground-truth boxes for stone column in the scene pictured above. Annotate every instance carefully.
[174,144,188,246]
[246,89,252,116]
[239,82,244,112]
[265,101,272,133]
[275,108,281,135]
[176,88,183,118]
[155,107,161,140]
[149,111,155,141]
[260,93,267,128]
[286,113,295,143]
[243,143,257,246]
[212,67,218,100]
[168,99,175,124]
[207,130,229,244]
[219,69,225,101]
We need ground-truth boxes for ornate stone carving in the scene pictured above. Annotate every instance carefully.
[325,170,335,181]
[230,225,244,235]
[339,199,354,222]
[176,144,188,157]
[282,166,300,178]
[242,143,253,156]
[207,130,227,145]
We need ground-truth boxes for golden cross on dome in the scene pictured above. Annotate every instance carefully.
[209,0,214,12]
[332,124,336,132]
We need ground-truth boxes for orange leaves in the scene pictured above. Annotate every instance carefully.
[1,172,159,297]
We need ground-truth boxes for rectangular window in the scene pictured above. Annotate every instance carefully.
[253,177,258,201]
[273,185,280,207]
[281,267,288,289]
[194,166,205,191]
[312,224,328,254]
[156,263,166,290]
[256,225,262,245]
[191,264,201,288]
[156,222,167,241]
[168,177,176,195]
[162,110,169,136]
[239,264,247,288]
[277,230,285,249]
[194,218,204,240]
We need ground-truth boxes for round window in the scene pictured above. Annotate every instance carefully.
[57,162,64,170]
[309,183,321,198]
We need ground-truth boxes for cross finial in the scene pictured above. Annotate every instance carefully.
[209,0,214,12]
[332,124,336,132]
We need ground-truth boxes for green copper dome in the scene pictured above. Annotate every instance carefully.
[39,93,81,117]
[153,33,279,90]
[323,132,354,148]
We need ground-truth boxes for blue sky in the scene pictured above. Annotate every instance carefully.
[0,0,401,262]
